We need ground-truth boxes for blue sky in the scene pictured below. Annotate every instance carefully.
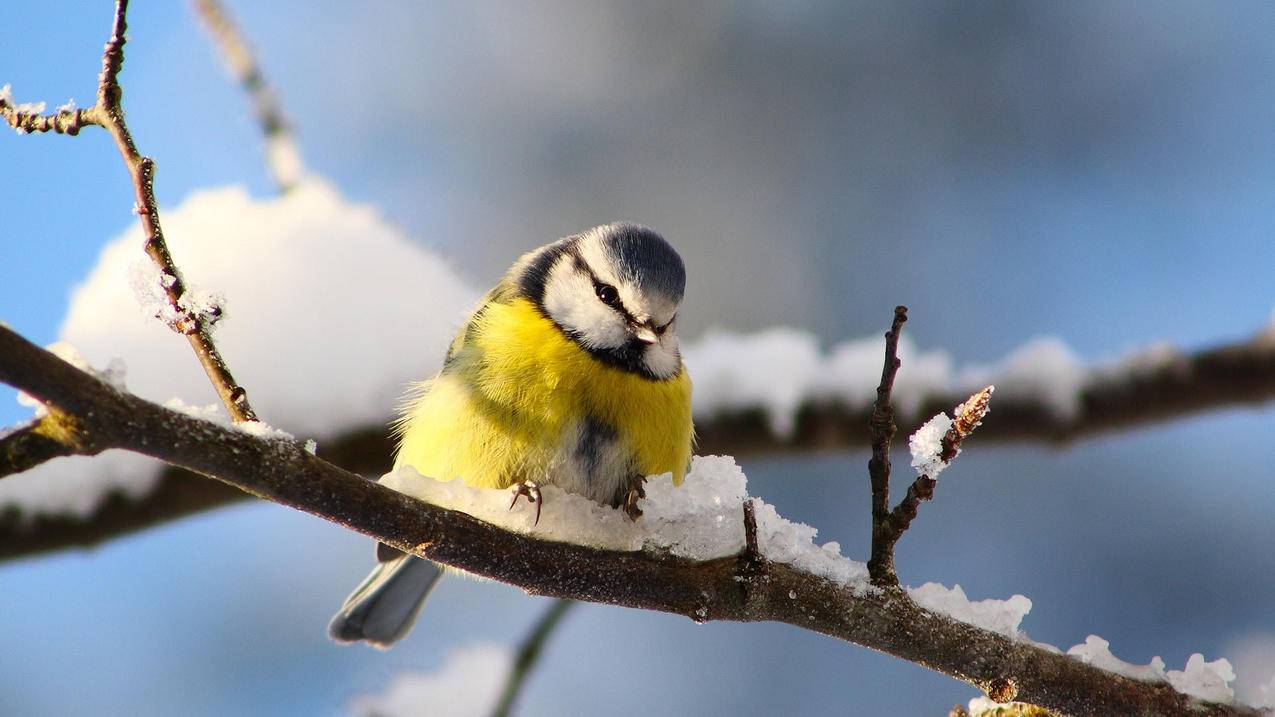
[3,2,1274,714]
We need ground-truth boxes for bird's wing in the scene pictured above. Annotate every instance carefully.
[443,277,522,369]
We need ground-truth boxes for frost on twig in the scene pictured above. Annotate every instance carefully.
[865,304,995,587]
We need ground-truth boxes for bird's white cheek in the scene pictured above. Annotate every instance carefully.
[543,266,628,349]
[642,334,682,379]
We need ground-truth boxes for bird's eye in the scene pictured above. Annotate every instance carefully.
[595,283,620,307]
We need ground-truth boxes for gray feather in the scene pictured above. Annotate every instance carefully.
[328,555,443,648]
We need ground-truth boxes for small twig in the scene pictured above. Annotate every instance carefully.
[867,306,908,586]
[490,599,576,717]
[736,498,765,602]
[191,0,303,192]
[886,386,994,540]
[742,498,760,564]
[2,0,258,423]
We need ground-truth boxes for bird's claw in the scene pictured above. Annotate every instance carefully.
[509,480,542,525]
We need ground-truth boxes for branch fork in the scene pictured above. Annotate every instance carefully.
[866,307,993,589]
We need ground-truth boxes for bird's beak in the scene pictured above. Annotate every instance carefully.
[632,323,659,345]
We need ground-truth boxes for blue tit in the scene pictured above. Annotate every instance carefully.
[329,222,694,648]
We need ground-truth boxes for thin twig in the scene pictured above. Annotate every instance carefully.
[0,323,1259,717]
[2,0,258,423]
[491,599,576,717]
[867,306,907,586]
[884,386,994,544]
[191,0,303,192]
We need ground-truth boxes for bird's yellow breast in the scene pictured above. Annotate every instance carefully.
[395,297,693,492]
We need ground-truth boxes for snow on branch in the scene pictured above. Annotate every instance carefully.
[689,327,1275,454]
[865,307,994,587]
[0,323,1261,717]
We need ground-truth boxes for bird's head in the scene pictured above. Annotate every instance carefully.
[520,222,685,380]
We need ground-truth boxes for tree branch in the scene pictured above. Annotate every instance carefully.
[872,385,994,586]
[191,0,303,192]
[867,306,906,586]
[0,324,1258,717]
[4,324,1275,563]
[491,599,576,717]
[2,0,258,424]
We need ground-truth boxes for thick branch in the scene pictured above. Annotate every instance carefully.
[1,324,1257,717]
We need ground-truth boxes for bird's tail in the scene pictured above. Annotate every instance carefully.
[328,554,443,648]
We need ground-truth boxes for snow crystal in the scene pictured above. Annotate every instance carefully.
[751,498,870,587]
[382,455,872,589]
[2,85,47,115]
[1066,635,1167,682]
[162,397,223,423]
[1,179,476,520]
[234,419,295,441]
[908,413,953,478]
[907,582,1032,638]
[348,643,511,717]
[1167,653,1236,704]
[177,286,226,325]
[304,439,318,455]
[56,98,76,114]
[1067,636,1240,704]
[128,259,182,326]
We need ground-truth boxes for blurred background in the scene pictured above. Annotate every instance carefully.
[2,1,1274,714]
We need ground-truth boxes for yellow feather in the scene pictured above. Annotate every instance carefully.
[394,297,694,492]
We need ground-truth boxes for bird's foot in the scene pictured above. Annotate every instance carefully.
[621,476,646,521]
[509,480,543,525]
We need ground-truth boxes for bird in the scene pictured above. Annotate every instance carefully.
[328,222,694,648]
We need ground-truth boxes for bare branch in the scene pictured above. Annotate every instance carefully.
[0,323,1258,717]
[867,305,907,586]
[695,327,1275,453]
[491,599,576,717]
[2,0,258,423]
[192,0,303,192]
[877,385,995,570]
